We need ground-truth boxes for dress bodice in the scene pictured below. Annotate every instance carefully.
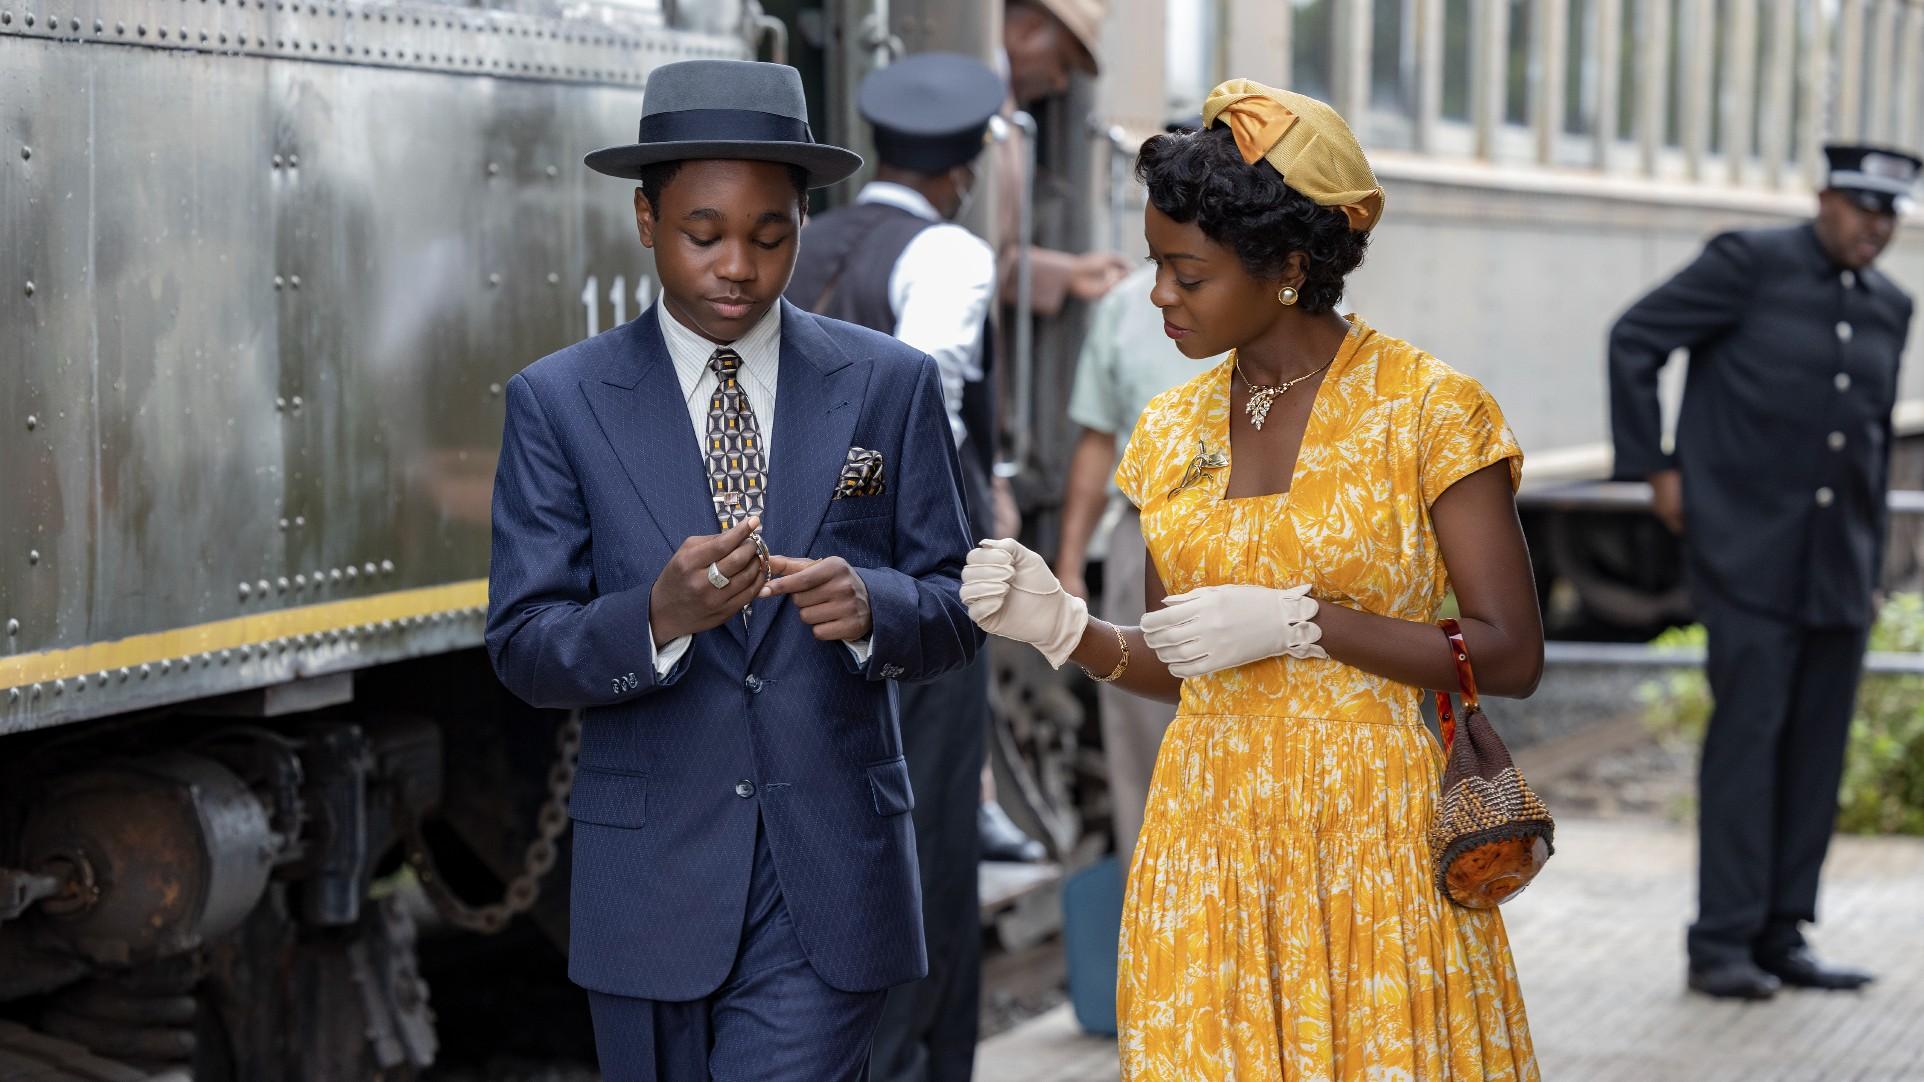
[1116,316,1522,724]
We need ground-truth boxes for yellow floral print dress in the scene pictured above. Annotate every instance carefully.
[1113,315,1537,1081]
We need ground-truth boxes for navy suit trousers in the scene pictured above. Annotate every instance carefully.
[588,817,887,1081]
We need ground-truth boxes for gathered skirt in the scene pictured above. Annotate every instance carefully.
[1116,711,1538,1081]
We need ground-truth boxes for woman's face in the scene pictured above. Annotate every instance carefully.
[1143,203,1287,360]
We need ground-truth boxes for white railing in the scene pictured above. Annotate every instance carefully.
[1212,0,1924,191]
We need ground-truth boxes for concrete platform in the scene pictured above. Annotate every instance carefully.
[976,818,1924,1081]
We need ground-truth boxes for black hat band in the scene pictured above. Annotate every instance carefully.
[873,127,988,174]
[637,108,816,146]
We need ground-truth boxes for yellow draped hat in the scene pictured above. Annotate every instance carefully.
[1201,78,1385,232]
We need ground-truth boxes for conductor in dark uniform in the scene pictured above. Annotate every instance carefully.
[1609,143,1919,1000]
[786,52,1007,1082]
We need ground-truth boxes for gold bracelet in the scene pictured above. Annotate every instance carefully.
[1080,624,1129,683]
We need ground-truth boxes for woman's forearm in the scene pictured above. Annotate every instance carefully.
[1067,618,1184,704]
[1314,602,1543,699]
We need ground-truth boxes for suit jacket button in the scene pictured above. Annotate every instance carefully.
[745,674,763,693]
[735,780,755,799]
[1815,486,1835,508]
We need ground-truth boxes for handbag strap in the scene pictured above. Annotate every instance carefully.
[1434,618,1482,751]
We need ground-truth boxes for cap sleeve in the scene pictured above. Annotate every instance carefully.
[1419,371,1523,507]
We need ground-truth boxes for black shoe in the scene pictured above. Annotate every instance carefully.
[978,801,1046,863]
[1687,960,1782,1000]
[1756,948,1875,991]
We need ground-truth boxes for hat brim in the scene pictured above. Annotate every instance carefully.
[584,141,863,188]
[1833,186,1913,215]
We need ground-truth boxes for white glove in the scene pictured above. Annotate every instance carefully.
[1139,583,1326,679]
[959,538,1090,669]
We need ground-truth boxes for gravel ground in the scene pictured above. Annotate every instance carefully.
[1535,734,1698,821]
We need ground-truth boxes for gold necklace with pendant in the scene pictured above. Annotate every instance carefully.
[1235,353,1335,430]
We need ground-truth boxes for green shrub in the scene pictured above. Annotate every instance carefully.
[1637,593,1924,835]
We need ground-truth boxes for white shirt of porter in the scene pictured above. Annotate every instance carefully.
[648,301,872,674]
[854,181,996,448]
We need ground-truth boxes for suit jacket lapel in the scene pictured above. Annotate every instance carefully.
[748,302,868,660]
[584,307,748,646]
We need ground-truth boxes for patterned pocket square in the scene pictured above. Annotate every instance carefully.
[834,447,886,499]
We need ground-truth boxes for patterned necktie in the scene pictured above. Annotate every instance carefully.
[705,347,768,530]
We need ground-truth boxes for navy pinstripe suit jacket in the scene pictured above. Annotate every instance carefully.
[485,300,982,1000]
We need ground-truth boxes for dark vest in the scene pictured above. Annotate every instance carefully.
[788,201,998,539]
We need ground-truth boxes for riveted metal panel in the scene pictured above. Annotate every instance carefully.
[0,37,100,664]
[85,48,288,642]
[1,0,748,733]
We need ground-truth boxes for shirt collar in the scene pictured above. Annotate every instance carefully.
[856,180,943,222]
[657,300,783,396]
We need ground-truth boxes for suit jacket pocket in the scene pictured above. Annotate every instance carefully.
[865,755,915,816]
[818,512,892,567]
[567,767,648,829]
[823,495,893,525]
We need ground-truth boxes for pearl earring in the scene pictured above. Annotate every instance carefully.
[1278,285,1299,306]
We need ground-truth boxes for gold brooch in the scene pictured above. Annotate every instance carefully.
[1169,438,1229,498]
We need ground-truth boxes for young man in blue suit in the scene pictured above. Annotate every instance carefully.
[484,59,983,1080]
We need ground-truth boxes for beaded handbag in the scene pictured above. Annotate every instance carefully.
[1430,619,1554,908]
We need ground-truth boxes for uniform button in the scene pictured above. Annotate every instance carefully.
[1835,372,1853,392]
[1828,431,1847,452]
[1836,321,1853,342]
[1815,487,1835,508]
[1842,270,1857,289]
[744,674,763,693]
[734,780,756,798]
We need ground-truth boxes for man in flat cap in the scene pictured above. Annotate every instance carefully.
[486,58,982,1079]
[786,51,1007,1082]
[1609,142,1918,1001]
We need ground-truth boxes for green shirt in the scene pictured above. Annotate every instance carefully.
[1066,263,1224,488]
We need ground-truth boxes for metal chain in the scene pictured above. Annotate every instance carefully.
[406,710,581,935]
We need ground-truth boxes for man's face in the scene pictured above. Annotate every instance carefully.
[1004,8,1091,106]
[635,159,803,343]
[940,162,978,220]
[1815,189,1900,270]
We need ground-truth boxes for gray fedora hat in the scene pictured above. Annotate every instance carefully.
[585,60,862,188]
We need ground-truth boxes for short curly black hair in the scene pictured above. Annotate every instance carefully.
[1134,125,1370,314]
[637,159,810,215]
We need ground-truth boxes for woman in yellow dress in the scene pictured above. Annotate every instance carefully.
[960,80,1542,1080]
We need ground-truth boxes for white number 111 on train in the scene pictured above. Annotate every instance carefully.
[580,274,656,338]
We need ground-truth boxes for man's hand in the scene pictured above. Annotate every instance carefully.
[649,517,766,643]
[1068,252,1132,301]
[759,556,873,642]
[1648,470,1685,535]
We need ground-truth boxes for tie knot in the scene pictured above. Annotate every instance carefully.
[709,348,742,378]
